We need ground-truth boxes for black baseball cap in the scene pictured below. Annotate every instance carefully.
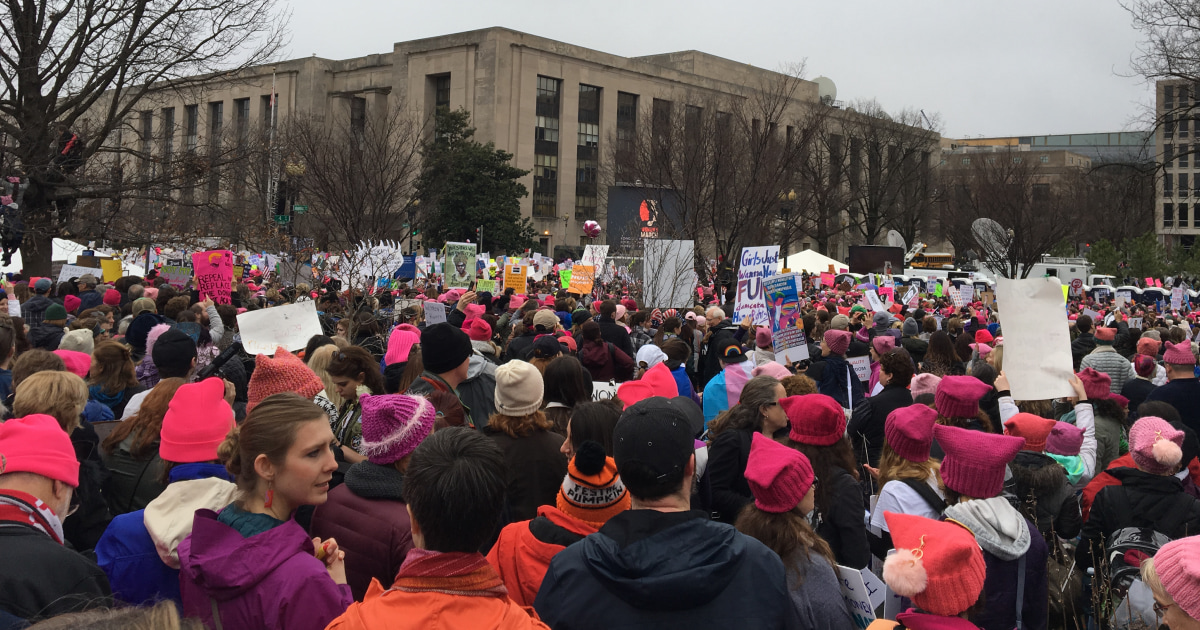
[614,397,696,480]
[716,337,747,364]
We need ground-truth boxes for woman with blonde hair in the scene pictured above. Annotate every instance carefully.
[87,341,144,417]
[1142,535,1200,630]
[867,404,943,556]
[306,344,345,419]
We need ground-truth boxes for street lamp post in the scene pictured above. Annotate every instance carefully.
[779,189,797,272]
[406,199,420,255]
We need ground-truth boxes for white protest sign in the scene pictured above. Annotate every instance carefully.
[57,264,97,284]
[236,300,323,355]
[996,277,1075,400]
[1082,308,1102,322]
[864,289,886,314]
[902,286,918,307]
[837,564,878,629]
[1128,317,1144,330]
[860,568,886,610]
[644,239,695,308]
[848,355,871,382]
[581,244,608,268]
[6,298,18,317]
[423,301,447,325]
[1173,287,1185,310]
[1115,294,1127,310]
[592,381,618,401]
[733,246,781,326]
[949,284,968,308]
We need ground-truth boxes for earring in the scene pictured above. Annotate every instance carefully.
[264,481,274,509]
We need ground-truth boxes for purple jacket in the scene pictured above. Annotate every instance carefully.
[179,509,353,630]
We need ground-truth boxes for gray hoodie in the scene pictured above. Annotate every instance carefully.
[943,496,1031,561]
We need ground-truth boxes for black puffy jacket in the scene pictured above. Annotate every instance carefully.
[1077,467,1200,571]
[1005,451,1082,541]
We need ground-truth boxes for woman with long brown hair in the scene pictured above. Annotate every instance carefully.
[782,393,869,569]
[88,341,144,417]
[706,375,788,524]
[325,346,386,464]
[920,330,964,377]
[101,378,186,514]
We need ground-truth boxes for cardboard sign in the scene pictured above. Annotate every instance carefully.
[763,272,810,364]
[643,239,695,308]
[837,564,878,629]
[236,300,324,355]
[423,300,447,325]
[733,246,781,326]
[100,259,123,283]
[567,265,595,295]
[996,278,1075,400]
[504,263,527,293]
[445,242,477,289]
[848,355,871,382]
[57,264,97,284]
[1082,308,1102,322]
[191,250,233,304]
[7,298,18,318]
[1172,287,1185,310]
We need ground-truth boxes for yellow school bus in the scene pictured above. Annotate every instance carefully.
[909,252,955,269]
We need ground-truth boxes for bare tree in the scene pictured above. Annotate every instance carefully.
[0,0,287,274]
[790,105,855,256]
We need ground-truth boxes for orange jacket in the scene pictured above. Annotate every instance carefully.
[326,577,550,630]
[486,505,599,607]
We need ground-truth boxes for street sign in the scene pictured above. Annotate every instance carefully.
[292,205,308,214]
[274,214,291,224]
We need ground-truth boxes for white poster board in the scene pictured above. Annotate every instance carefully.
[592,381,618,401]
[6,298,18,317]
[236,300,324,355]
[57,264,97,284]
[996,277,1075,400]
[837,564,878,629]
[643,239,695,308]
[848,355,871,382]
[902,286,918,307]
[423,301,447,325]
[1173,287,1185,310]
[733,246,780,326]
[1128,317,1144,330]
[864,289,886,313]
[1082,308,1102,322]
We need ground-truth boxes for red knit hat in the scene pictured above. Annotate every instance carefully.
[1155,536,1200,620]
[246,346,325,413]
[1094,327,1116,342]
[934,423,1025,498]
[0,414,79,487]
[744,431,814,513]
[974,329,993,345]
[1165,341,1197,366]
[464,318,492,342]
[823,329,851,356]
[934,375,992,419]
[160,378,235,463]
[1003,413,1057,452]
[557,441,630,527]
[882,512,986,617]
[616,363,679,409]
[103,289,121,306]
[783,394,846,446]
[1076,368,1111,401]
[884,404,938,463]
[1137,337,1162,356]
[1046,421,1084,456]
[1130,416,1185,475]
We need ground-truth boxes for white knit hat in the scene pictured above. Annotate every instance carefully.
[495,360,544,416]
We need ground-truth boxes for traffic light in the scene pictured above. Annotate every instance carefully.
[475,226,482,241]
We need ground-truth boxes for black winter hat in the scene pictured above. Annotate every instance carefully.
[421,323,473,375]
[153,329,198,379]
[126,312,168,353]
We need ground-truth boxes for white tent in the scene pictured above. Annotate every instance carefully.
[779,249,848,274]
[0,239,145,277]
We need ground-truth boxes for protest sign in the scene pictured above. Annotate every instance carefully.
[160,264,193,287]
[445,242,477,289]
[100,259,123,283]
[836,564,877,629]
[1082,308,1102,322]
[878,286,894,304]
[568,265,595,295]
[820,272,835,287]
[996,277,1075,400]
[236,300,323,355]
[902,286,918,307]
[1172,287,1185,310]
[763,273,810,364]
[560,269,572,289]
[191,250,233,304]
[57,264,96,283]
[864,289,886,313]
[848,356,871,382]
[643,239,695,308]
[592,381,619,401]
[504,263,527,292]
[1128,317,1144,330]
[475,279,495,293]
[6,298,18,317]
[582,244,608,268]
[423,301,447,325]
[733,246,780,326]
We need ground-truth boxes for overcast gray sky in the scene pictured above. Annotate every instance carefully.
[283,0,1151,139]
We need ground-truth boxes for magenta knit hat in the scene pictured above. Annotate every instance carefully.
[359,394,436,465]
[910,373,941,399]
[384,328,420,366]
[1129,416,1185,475]
[465,318,492,342]
[63,294,80,314]
[824,329,851,356]
[744,432,815,513]
[885,404,938,463]
[1076,368,1112,401]
[934,375,992,419]
[103,289,121,306]
[1134,354,1158,378]
[1137,337,1162,356]
[1046,421,1084,456]
[755,327,773,348]
[782,394,846,446]
[1155,535,1200,620]
[934,423,1025,498]
[871,335,896,356]
[0,414,79,487]
[160,378,235,463]
[1095,327,1116,342]
[1165,341,1197,366]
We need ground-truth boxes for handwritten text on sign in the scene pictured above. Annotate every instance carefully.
[236,300,324,355]
[734,246,781,326]
[191,250,233,304]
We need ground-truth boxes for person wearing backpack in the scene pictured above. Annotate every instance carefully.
[1077,416,1200,576]
[866,404,943,558]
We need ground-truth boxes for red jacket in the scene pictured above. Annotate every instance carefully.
[1082,454,1200,521]
[486,505,598,607]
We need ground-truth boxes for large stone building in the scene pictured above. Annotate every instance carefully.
[952,132,1152,163]
[1156,80,1200,248]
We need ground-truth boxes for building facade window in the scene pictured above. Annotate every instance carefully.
[1182,145,1191,169]
[1039,155,1049,164]
[261,94,277,131]
[161,107,175,164]
[1181,203,1190,228]
[1165,203,1175,228]
[351,97,367,138]
[576,84,600,220]
[185,105,198,152]
[235,98,250,147]
[533,76,561,218]
[140,111,153,179]
[208,101,223,199]
[435,75,451,111]
[616,92,638,182]
[1166,85,1176,110]
[1182,173,1190,197]
[961,157,970,165]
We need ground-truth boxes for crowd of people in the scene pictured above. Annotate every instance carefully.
[3,267,1200,629]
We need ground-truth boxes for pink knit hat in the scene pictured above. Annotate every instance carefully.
[384,329,420,366]
[751,362,792,380]
[744,432,815,513]
[103,289,121,306]
[464,318,492,342]
[1076,368,1112,401]
[463,303,486,320]
[1095,327,1116,342]
[359,394,436,465]
[871,335,896,356]
[1003,413,1057,452]
[782,394,846,446]
[143,286,159,300]
[855,327,870,343]
[910,373,941,399]
[246,347,325,413]
[1130,416,1185,475]
[1165,341,1197,366]
[934,376,992,419]
[0,414,79,487]
[1046,421,1084,456]
[824,329,851,356]
[885,404,938,463]
[1137,337,1162,356]
[53,349,90,378]
[755,327,773,348]
[1154,536,1200,620]
[63,294,80,314]
[883,512,986,617]
[616,363,679,409]
[1134,355,1158,378]
[160,378,235,463]
[934,423,1025,498]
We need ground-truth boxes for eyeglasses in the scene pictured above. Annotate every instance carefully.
[1154,601,1174,616]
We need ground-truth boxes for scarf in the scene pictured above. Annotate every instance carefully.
[390,549,507,597]
[1046,452,1086,485]
[0,490,64,544]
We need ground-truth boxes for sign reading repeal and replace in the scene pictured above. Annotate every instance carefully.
[191,250,233,304]
[733,246,781,326]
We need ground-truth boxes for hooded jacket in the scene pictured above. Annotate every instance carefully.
[27,322,63,350]
[487,504,598,607]
[1071,332,1096,371]
[579,338,634,383]
[19,294,52,326]
[179,509,354,630]
[1076,467,1200,572]
[1004,451,1082,541]
[309,461,414,601]
[943,497,1048,630]
[533,509,797,629]
[94,463,235,607]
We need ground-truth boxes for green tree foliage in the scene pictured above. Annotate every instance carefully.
[1124,231,1167,281]
[416,109,535,254]
[1085,239,1121,276]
